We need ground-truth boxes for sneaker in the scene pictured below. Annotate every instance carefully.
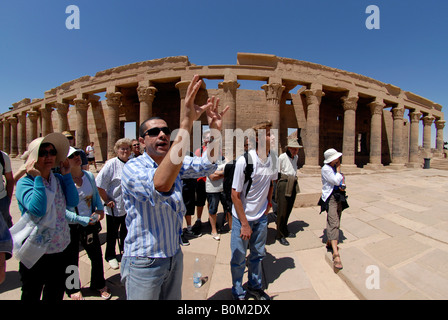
[191,220,202,236]
[181,233,190,246]
[108,258,119,270]
[247,287,270,300]
[183,228,199,239]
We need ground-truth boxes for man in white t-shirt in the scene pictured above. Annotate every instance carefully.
[86,141,98,172]
[230,121,277,300]
[0,151,14,228]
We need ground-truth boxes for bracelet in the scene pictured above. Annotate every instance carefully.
[267,202,272,207]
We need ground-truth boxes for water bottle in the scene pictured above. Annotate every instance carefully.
[193,258,202,288]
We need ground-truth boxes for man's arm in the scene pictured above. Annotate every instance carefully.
[4,172,13,200]
[231,189,252,240]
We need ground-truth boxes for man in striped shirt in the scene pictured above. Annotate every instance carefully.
[120,75,228,300]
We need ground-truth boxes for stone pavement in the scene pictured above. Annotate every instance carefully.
[1,158,448,300]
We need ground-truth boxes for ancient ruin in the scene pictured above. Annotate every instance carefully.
[1,53,445,172]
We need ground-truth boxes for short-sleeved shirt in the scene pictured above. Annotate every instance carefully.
[231,149,277,221]
[96,157,127,217]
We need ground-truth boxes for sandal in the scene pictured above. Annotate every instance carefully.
[70,292,85,300]
[211,233,220,241]
[99,286,111,300]
[333,253,343,270]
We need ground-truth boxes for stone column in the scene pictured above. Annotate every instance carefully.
[365,98,385,169]
[27,110,39,143]
[175,80,191,125]
[8,117,18,157]
[218,79,239,158]
[408,111,422,166]
[3,118,10,155]
[73,98,89,151]
[55,102,69,132]
[105,91,122,159]
[422,115,434,157]
[301,86,325,173]
[341,92,359,172]
[40,104,53,136]
[17,112,27,156]
[390,106,406,169]
[435,120,445,154]
[261,82,285,130]
[137,84,158,125]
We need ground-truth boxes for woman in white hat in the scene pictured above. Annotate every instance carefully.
[14,133,80,300]
[318,148,348,270]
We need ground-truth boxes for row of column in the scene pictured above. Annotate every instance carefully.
[301,86,445,171]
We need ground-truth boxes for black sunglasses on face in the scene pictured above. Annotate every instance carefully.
[68,151,81,159]
[141,126,171,138]
[38,149,57,158]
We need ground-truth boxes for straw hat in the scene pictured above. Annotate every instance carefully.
[21,133,70,170]
[323,148,342,164]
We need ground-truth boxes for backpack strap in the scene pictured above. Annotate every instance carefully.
[243,152,253,197]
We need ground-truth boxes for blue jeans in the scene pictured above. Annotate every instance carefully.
[230,214,268,299]
[121,249,183,300]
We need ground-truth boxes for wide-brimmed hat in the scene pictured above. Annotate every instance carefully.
[323,148,342,164]
[62,131,74,139]
[22,133,70,170]
[286,139,302,148]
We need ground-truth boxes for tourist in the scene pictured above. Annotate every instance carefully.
[129,139,142,159]
[63,131,89,170]
[85,141,98,172]
[120,74,228,300]
[64,147,111,300]
[275,139,302,246]
[205,152,228,241]
[318,148,349,270]
[0,149,14,228]
[96,138,132,270]
[0,213,12,285]
[13,133,79,300]
[230,121,277,300]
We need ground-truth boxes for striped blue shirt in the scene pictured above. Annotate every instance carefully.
[121,152,217,258]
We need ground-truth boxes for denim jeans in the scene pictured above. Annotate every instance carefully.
[230,214,268,299]
[0,211,12,260]
[121,249,183,300]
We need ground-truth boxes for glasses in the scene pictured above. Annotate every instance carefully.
[132,143,140,147]
[68,151,80,159]
[38,149,57,158]
[141,126,171,138]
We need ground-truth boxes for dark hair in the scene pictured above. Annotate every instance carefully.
[139,117,163,137]
[39,142,56,151]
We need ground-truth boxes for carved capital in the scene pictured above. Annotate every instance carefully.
[341,94,358,112]
[422,116,435,127]
[409,111,422,123]
[73,98,89,111]
[105,92,122,108]
[175,80,191,99]
[435,119,445,130]
[7,116,17,125]
[303,89,325,105]
[55,102,69,115]
[137,86,158,103]
[27,110,39,121]
[261,83,285,103]
[368,100,385,115]
[218,80,240,93]
[392,107,405,120]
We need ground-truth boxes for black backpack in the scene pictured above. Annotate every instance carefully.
[223,152,253,199]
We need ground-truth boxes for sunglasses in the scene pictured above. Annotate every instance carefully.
[141,126,171,138]
[38,149,57,158]
[68,151,81,159]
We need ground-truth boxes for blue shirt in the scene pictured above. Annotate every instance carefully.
[121,152,217,258]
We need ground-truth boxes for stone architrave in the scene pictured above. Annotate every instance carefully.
[73,98,89,151]
[341,92,359,172]
[390,106,406,169]
[55,102,69,132]
[301,86,324,173]
[105,91,122,160]
[435,119,445,153]
[40,104,53,136]
[218,79,239,158]
[365,98,385,169]
[261,82,285,130]
[8,117,18,157]
[137,85,158,125]
[408,111,422,166]
[17,112,27,156]
[27,110,39,143]
[422,115,434,156]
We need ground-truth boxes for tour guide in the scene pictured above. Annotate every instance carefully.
[120,75,228,300]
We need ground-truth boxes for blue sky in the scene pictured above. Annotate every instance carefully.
[1,0,447,143]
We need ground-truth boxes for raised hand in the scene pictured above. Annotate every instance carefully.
[183,75,213,125]
[206,96,229,132]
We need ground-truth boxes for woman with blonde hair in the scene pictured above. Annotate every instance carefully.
[96,138,132,270]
